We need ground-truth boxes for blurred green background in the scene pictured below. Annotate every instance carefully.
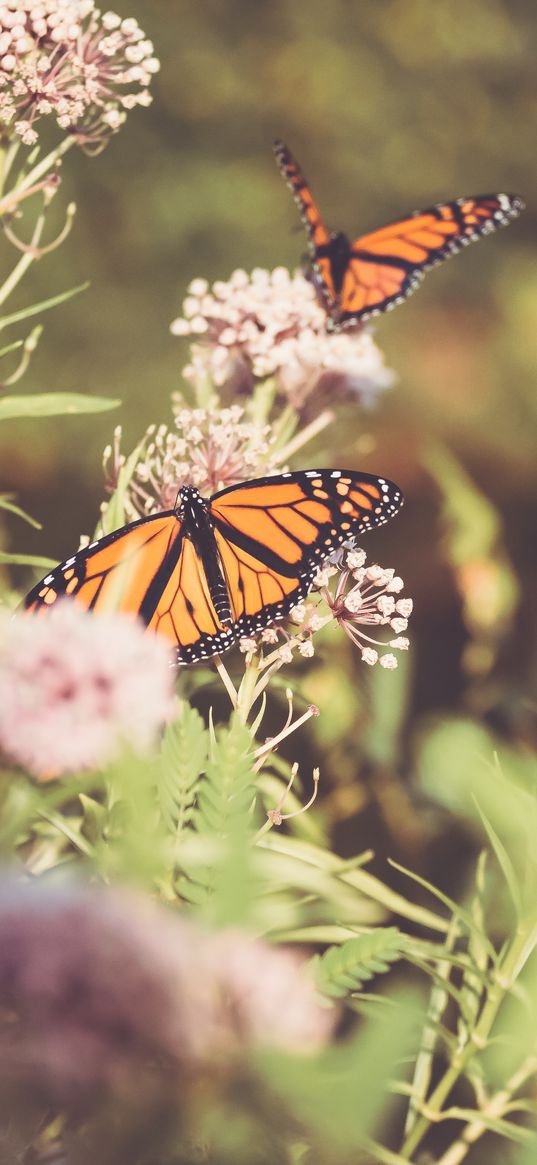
[1,0,536,894]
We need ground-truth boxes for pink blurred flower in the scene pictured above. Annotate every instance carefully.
[0,603,175,777]
[170,267,394,409]
[213,931,336,1053]
[0,2,159,150]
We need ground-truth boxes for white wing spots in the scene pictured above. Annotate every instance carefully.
[305,470,320,477]
[88,541,98,550]
[44,574,54,584]
[64,556,76,567]
[330,470,341,477]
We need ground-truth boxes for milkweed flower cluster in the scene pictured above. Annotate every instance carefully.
[0,1,159,149]
[319,546,412,668]
[103,401,283,520]
[0,879,336,1105]
[0,603,175,778]
[242,545,412,670]
[170,267,395,409]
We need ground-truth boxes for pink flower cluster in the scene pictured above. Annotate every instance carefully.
[0,879,336,1105]
[0,602,175,777]
[0,1,159,148]
[171,267,395,408]
[102,401,283,522]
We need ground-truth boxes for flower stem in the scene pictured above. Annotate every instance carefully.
[0,206,47,308]
[11,136,75,199]
[400,915,537,1159]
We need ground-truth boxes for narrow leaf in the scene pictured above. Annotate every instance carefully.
[0,494,41,528]
[0,550,56,568]
[0,282,89,330]
[0,340,23,359]
[0,392,120,420]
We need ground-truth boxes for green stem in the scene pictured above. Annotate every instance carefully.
[0,138,19,197]
[400,917,537,1160]
[0,206,47,308]
[11,136,75,198]
[236,659,260,724]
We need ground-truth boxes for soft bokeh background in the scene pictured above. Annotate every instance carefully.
[2,0,536,926]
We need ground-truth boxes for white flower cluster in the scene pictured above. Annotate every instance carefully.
[171,267,395,409]
[324,546,412,668]
[240,545,412,670]
[0,1,159,147]
[103,402,283,521]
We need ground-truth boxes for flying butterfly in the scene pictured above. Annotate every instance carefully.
[24,470,403,664]
[273,140,524,330]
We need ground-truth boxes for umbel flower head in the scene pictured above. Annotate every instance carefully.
[0,878,336,1110]
[103,399,283,521]
[0,2,159,149]
[0,602,175,777]
[242,544,412,670]
[171,267,395,409]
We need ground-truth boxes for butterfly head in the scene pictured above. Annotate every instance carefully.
[176,485,210,529]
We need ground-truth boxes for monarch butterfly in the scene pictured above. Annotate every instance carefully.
[24,469,403,664]
[273,140,524,330]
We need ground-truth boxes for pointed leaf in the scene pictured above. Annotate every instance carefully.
[0,550,56,568]
[0,392,119,420]
[0,282,89,331]
[0,494,41,528]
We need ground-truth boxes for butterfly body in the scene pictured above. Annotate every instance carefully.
[274,139,524,329]
[25,470,403,665]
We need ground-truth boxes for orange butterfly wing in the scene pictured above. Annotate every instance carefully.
[337,194,524,326]
[209,470,403,639]
[24,512,234,663]
[274,142,524,328]
[25,472,403,663]
[273,139,336,309]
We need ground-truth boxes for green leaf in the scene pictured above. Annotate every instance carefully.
[0,282,89,331]
[259,991,420,1151]
[0,392,120,420]
[195,713,256,836]
[158,703,208,834]
[183,714,258,924]
[0,340,23,360]
[473,799,523,917]
[79,793,107,846]
[313,927,405,999]
[0,493,41,528]
[0,550,56,568]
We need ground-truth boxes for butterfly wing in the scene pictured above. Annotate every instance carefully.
[336,193,524,327]
[273,139,337,310]
[25,471,403,663]
[24,511,235,664]
[209,470,403,640]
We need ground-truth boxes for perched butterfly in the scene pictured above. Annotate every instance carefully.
[274,140,524,330]
[24,470,403,664]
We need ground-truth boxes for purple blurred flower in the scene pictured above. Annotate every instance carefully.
[0,878,337,1110]
[0,603,175,777]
